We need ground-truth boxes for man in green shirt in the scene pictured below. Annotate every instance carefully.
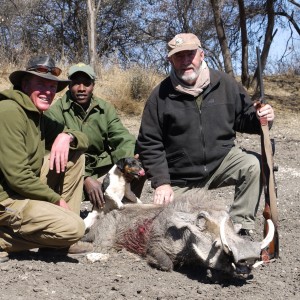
[0,55,92,263]
[45,63,144,210]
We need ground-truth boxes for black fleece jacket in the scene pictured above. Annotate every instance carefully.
[136,68,261,188]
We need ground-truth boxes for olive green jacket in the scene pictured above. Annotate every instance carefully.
[44,91,135,178]
[0,88,88,203]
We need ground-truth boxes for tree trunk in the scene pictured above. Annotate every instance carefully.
[87,0,97,69]
[237,0,250,87]
[210,0,234,76]
[252,0,276,94]
[60,5,65,62]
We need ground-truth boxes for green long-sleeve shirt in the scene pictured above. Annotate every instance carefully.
[44,91,136,178]
[0,88,88,203]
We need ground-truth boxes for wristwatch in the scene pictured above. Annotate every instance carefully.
[67,133,75,146]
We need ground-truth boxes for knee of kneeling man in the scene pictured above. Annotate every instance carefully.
[63,218,85,241]
[73,219,86,239]
[249,157,261,175]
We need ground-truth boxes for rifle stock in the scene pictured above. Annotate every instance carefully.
[256,47,279,260]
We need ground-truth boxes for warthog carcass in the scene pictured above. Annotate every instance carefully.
[83,193,274,278]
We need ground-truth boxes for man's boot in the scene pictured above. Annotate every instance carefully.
[39,241,94,257]
[0,251,9,263]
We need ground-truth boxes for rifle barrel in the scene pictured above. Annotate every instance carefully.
[256,46,265,103]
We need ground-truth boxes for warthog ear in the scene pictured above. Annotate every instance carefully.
[168,212,200,232]
[197,211,220,235]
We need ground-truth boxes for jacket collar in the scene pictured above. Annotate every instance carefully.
[0,88,40,113]
[61,91,104,112]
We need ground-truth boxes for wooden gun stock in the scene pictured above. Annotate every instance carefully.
[256,47,279,261]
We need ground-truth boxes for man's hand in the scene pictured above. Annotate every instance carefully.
[84,177,105,209]
[154,184,174,205]
[254,102,275,122]
[49,133,73,173]
[54,199,70,210]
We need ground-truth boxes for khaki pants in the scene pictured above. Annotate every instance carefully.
[0,151,85,252]
[172,146,261,230]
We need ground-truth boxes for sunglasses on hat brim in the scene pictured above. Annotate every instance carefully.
[27,65,62,76]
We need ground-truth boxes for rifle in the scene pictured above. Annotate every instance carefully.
[256,46,279,261]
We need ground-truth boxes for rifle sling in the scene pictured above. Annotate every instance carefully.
[260,119,279,227]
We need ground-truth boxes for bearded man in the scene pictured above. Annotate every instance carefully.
[136,33,275,237]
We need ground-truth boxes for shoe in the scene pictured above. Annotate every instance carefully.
[68,241,94,255]
[0,251,9,263]
[39,241,93,257]
[239,229,254,241]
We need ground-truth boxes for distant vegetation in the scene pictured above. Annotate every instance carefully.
[0,62,164,116]
[0,0,299,88]
[1,62,298,117]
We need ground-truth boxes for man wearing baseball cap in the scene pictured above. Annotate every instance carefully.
[0,55,92,263]
[45,63,144,210]
[136,33,275,237]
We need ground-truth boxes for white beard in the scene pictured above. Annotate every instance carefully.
[180,72,198,84]
[176,67,201,85]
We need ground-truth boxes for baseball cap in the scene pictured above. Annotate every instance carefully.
[167,33,202,57]
[68,63,96,80]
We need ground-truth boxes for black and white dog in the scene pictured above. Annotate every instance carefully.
[84,157,145,230]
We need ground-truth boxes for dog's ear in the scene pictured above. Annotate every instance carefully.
[116,158,126,170]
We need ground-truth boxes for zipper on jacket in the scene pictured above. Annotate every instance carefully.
[196,100,208,175]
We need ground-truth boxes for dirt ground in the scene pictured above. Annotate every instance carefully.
[0,76,300,300]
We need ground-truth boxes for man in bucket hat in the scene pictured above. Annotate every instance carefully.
[136,33,275,237]
[0,55,93,263]
[45,63,145,210]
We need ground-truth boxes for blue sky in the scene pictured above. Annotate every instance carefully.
[270,27,300,58]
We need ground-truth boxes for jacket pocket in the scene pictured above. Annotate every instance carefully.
[0,198,28,232]
[166,149,186,163]
[166,149,193,170]
[221,143,234,148]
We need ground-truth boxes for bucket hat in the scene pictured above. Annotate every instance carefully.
[167,33,202,57]
[9,55,70,92]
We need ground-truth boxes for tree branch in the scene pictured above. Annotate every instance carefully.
[275,11,300,35]
[288,0,300,9]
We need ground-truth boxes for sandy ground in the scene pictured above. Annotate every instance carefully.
[0,110,299,300]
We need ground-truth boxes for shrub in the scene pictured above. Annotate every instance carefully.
[129,66,161,102]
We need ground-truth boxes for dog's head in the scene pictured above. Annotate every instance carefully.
[116,157,145,178]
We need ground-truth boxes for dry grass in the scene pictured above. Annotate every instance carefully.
[0,63,164,116]
[263,75,300,115]
[94,65,163,116]
[0,63,299,117]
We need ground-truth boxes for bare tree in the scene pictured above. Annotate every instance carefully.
[0,0,299,80]
[238,0,250,87]
[288,0,300,8]
[275,1,300,35]
[87,0,102,69]
[251,0,276,92]
[210,0,234,76]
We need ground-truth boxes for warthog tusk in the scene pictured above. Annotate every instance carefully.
[231,262,236,270]
[252,260,264,268]
[260,219,275,250]
[219,216,232,254]
[192,244,207,262]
